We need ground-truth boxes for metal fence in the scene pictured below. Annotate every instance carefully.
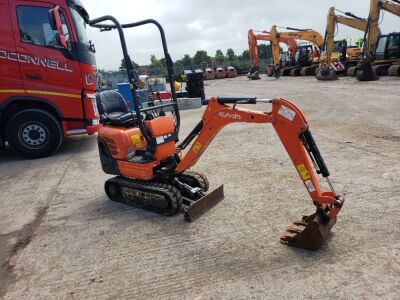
[99,58,274,89]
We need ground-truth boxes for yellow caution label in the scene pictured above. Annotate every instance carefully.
[130,134,142,147]
[192,142,202,153]
[296,164,311,181]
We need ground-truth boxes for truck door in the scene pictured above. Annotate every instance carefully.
[9,1,84,119]
[0,0,23,87]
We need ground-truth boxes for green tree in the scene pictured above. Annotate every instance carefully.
[258,44,272,60]
[238,49,250,61]
[181,54,192,66]
[193,50,210,65]
[150,54,163,69]
[175,54,193,67]
[226,48,236,61]
[119,57,139,71]
[214,49,225,63]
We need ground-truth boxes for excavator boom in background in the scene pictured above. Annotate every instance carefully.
[316,7,368,80]
[247,29,297,80]
[269,25,324,77]
[84,15,345,251]
[352,0,400,81]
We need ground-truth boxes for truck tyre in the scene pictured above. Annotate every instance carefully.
[6,109,63,158]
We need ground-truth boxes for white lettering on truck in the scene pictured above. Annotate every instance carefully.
[0,48,73,73]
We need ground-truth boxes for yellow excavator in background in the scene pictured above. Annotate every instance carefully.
[352,0,400,81]
[247,29,298,80]
[269,25,324,77]
[316,7,368,80]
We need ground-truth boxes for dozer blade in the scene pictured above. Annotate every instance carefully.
[185,185,224,222]
[280,213,336,251]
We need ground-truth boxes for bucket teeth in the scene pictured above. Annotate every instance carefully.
[280,213,337,251]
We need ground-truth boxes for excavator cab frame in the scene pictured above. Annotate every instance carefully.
[89,16,181,151]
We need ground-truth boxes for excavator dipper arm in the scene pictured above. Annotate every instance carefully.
[176,97,343,250]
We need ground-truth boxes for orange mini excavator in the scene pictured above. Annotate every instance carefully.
[90,16,344,251]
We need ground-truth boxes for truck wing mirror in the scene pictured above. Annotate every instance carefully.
[48,6,68,50]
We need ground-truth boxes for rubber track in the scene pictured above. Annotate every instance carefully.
[388,64,400,76]
[105,176,182,216]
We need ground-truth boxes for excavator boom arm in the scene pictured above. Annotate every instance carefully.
[323,7,368,63]
[363,0,400,56]
[380,0,400,16]
[248,29,298,70]
[176,97,342,220]
[270,25,324,67]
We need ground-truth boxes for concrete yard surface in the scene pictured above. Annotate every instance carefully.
[0,76,399,299]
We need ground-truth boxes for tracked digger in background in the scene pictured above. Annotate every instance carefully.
[316,7,367,80]
[247,29,298,80]
[77,14,345,251]
[269,26,324,77]
[351,0,400,81]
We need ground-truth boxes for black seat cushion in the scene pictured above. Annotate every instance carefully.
[96,91,137,126]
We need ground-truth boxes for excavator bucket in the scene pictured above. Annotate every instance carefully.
[247,66,260,80]
[185,185,224,222]
[356,63,378,81]
[316,67,338,80]
[280,213,337,251]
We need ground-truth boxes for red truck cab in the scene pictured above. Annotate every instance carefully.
[0,0,99,158]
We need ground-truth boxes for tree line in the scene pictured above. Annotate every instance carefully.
[99,44,273,79]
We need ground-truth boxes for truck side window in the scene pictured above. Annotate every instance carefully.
[16,6,71,48]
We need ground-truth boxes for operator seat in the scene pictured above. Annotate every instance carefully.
[96,91,137,126]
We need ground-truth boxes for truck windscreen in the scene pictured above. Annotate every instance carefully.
[70,7,89,43]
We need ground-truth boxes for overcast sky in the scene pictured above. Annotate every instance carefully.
[83,0,399,70]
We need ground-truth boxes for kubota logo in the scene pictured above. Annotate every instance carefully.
[219,111,241,120]
[0,49,73,73]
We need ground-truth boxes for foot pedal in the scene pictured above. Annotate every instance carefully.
[280,213,337,251]
[185,185,224,222]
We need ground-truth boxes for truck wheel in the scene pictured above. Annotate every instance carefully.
[6,109,63,158]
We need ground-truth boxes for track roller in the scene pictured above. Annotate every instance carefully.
[388,64,400,76]
[300,66,317,76]
[290,68,301,76]
[179,170,209,192]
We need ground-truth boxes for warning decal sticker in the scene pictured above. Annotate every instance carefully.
[278,105,296,121]
[296,164,311,181]
[192,142,202,153]
[305,180,316,192]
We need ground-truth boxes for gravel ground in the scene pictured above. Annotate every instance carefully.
[0,75,399,299]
